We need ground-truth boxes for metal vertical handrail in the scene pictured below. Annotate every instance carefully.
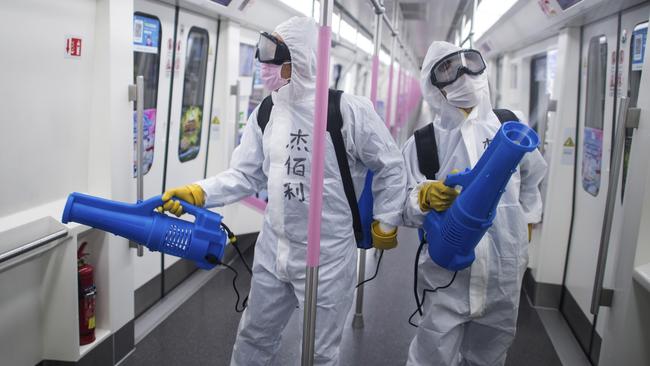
[230,81,241,162]
[590,97,629,314]
[135,75,145,257]
[301,1,333,365]
[353,0,383,330]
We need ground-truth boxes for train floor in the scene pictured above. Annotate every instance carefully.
[121,228,582,366]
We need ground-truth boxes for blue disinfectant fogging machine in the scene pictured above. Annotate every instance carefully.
[424,121,539,271]
[61,194,228,269]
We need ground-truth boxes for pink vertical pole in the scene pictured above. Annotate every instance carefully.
[306,9,332,269]
[305,21,331,268]
[302,1,333,364]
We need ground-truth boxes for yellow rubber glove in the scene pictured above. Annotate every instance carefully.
[528,223,533,242]
[418,181,459,212]
[160,184,205,217]
[371,221,398,250]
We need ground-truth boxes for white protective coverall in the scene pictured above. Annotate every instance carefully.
[196,17,405,366]
[402,42,547,365]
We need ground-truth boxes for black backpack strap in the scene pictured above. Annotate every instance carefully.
[256,95,274,133]
[413,110,518,180]
[326,89,364,243]
[413,123,439,180]
[492,108,519,124]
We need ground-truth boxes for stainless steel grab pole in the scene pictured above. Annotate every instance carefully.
[353,0,383,330]
[302,265,320,366]
[135,75,145,257]
[230,81,241,162]
[590,97,629,314]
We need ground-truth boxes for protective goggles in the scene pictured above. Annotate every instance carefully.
[429,49,486,88]
[255,32,291,65]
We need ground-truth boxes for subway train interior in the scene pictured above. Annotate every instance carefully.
[2,0,650,365]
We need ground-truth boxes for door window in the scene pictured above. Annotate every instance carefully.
[582,35,607,196]
[623,22,648,199]
[529,54,547,133]
[178,27,209,162]
[133,13,162,176]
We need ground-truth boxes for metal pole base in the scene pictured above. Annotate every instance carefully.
[352,313,364,329]
[301,266,319,366]
[352,249,366,328]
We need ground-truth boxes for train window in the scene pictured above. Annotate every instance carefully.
[178,27,209,163]
[239,43,255,77]
[623,22,648,199]
[529,54,547,133]
[133,13,162,177]
[557,0,583,11]
[210,0,233,5]
[582,35,607,197]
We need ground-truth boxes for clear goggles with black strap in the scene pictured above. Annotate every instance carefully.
[429,49,486,88]
[255,32,291,65]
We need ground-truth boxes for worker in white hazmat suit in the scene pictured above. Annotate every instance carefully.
[160,16,406,365]
[402,41,547,365]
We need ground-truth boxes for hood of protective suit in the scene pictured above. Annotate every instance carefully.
[420,41,493,130]
[274,16,318,100]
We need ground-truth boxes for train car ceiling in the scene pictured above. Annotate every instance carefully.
[477,0,647,58]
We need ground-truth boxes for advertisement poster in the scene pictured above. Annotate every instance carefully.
[133,109,156,177]
[178,106,202,162]
[632,26,647,71]
[133,15,160,54]
[582,127,603,196]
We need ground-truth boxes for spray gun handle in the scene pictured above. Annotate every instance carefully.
[136,195,167,214]
[136,194,211,221]
[170,198,204,218]
[444,168,474,189]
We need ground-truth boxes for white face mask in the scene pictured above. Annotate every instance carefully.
[442,75,482,109]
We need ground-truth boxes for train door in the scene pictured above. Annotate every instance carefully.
[561,15,618,363]
[619,7,648,203]
[132,0,175,315]
[594,0,649,349]
[163,9,218,294]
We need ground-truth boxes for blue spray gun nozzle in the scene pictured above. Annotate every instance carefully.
[424,122,539,271]
[62,193,228,269]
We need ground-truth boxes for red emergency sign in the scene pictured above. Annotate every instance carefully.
[66,37,82,57]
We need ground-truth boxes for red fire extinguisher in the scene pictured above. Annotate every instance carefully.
[77,242,96,345]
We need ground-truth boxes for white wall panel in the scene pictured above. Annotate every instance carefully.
[0,0,96,216]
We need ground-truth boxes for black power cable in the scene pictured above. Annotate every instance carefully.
[221,222,252,275]
[220,262,248,313]
[205,222,253,313]
[414,238,426,316]
[355,249,384,288]
[409,231,458,327]
[408,271,457,327]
